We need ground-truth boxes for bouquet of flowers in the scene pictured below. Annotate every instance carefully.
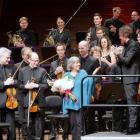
[51,76,77,103]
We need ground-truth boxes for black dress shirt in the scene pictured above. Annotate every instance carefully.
[18,66,48,107]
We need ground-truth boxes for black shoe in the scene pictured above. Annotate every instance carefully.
[125,128,138,135]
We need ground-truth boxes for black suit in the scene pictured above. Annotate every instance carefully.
[49,57,69,139]
[80,55,99,75]
[18,66,48,139]
[87,26,109,42]
[117,39,140,128]
[49,57,68,79]
[16,29,37,48]
[104,18,124,45]
[15,61,29,139]
[0,64,17,140]
[79,55,99,133]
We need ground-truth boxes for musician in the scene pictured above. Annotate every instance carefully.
[78,40,99,75]
[43,17,71,52]
[114,25,140,134]
[90,46,110,76]
[15,47,32,139]
[86,13,109,44]
[15,17,37,49]
[78,40,99,133]
[50,42,68,79]
[129,11,140,40]
[90,26,106,48]
[18,52,48,140]
[16,47,32,68]
[49,42,69,140]
[104,7,124,45]
[0,47,17,140]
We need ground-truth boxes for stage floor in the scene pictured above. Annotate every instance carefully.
[81,131,140,140]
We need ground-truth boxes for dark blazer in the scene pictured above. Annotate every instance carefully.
[16,29,37,48]
[18,66,48,107]
[80,55,99,75]
[117,39,140,84]
[87,26,109,42]
[49,57,68,79]
[0,64,17,107]
[104,18,124,45]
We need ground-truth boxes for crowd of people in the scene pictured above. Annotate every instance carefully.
[0,6,140,140]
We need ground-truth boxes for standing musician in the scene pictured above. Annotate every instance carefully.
[104,7,124,45]
[0,47,17,140]
[50,42,68,79]
[15,47,32,139]
[15,17,37,49]
[49,42,69,140]
[43,17,71,55]
[18,52,48,140]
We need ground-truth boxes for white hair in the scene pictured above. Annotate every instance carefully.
[0,47,11,58]
[67,56,80,70]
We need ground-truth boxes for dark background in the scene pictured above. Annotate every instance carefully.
[0,0,140,47]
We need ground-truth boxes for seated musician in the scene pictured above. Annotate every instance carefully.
[0,47,18,140]
[18,52,48,140]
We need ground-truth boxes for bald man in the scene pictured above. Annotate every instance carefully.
[18,52,48,140]
[130,11,140,40]
[78,40,99,75]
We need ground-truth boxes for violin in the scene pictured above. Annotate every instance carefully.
[29,77,39,113]
[56,60,64,79]
[6,73,18,109]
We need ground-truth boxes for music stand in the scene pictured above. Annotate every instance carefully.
[99,81,125,103]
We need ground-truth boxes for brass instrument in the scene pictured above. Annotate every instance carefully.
[46,36,55,46]
[43,34,55,47]
[6,31,24,47]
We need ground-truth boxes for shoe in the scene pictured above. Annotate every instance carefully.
[125,128,138,135]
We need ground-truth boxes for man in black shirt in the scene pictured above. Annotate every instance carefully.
[115,25,140,134]
[104,7,124,45]
[15,47,32,139]
[15,17,37,49]
[0,47,17,140]
[129,11,140,40]
[18,52,48,140]
[78,40,99,134]
[49,42,69,140]
[50,42,68,79]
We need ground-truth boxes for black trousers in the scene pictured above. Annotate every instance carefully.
[124,83,138,128]
[24,108,45,140]
[18,99,27,138]
[0,108,16,140]
[69,109,83,140]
